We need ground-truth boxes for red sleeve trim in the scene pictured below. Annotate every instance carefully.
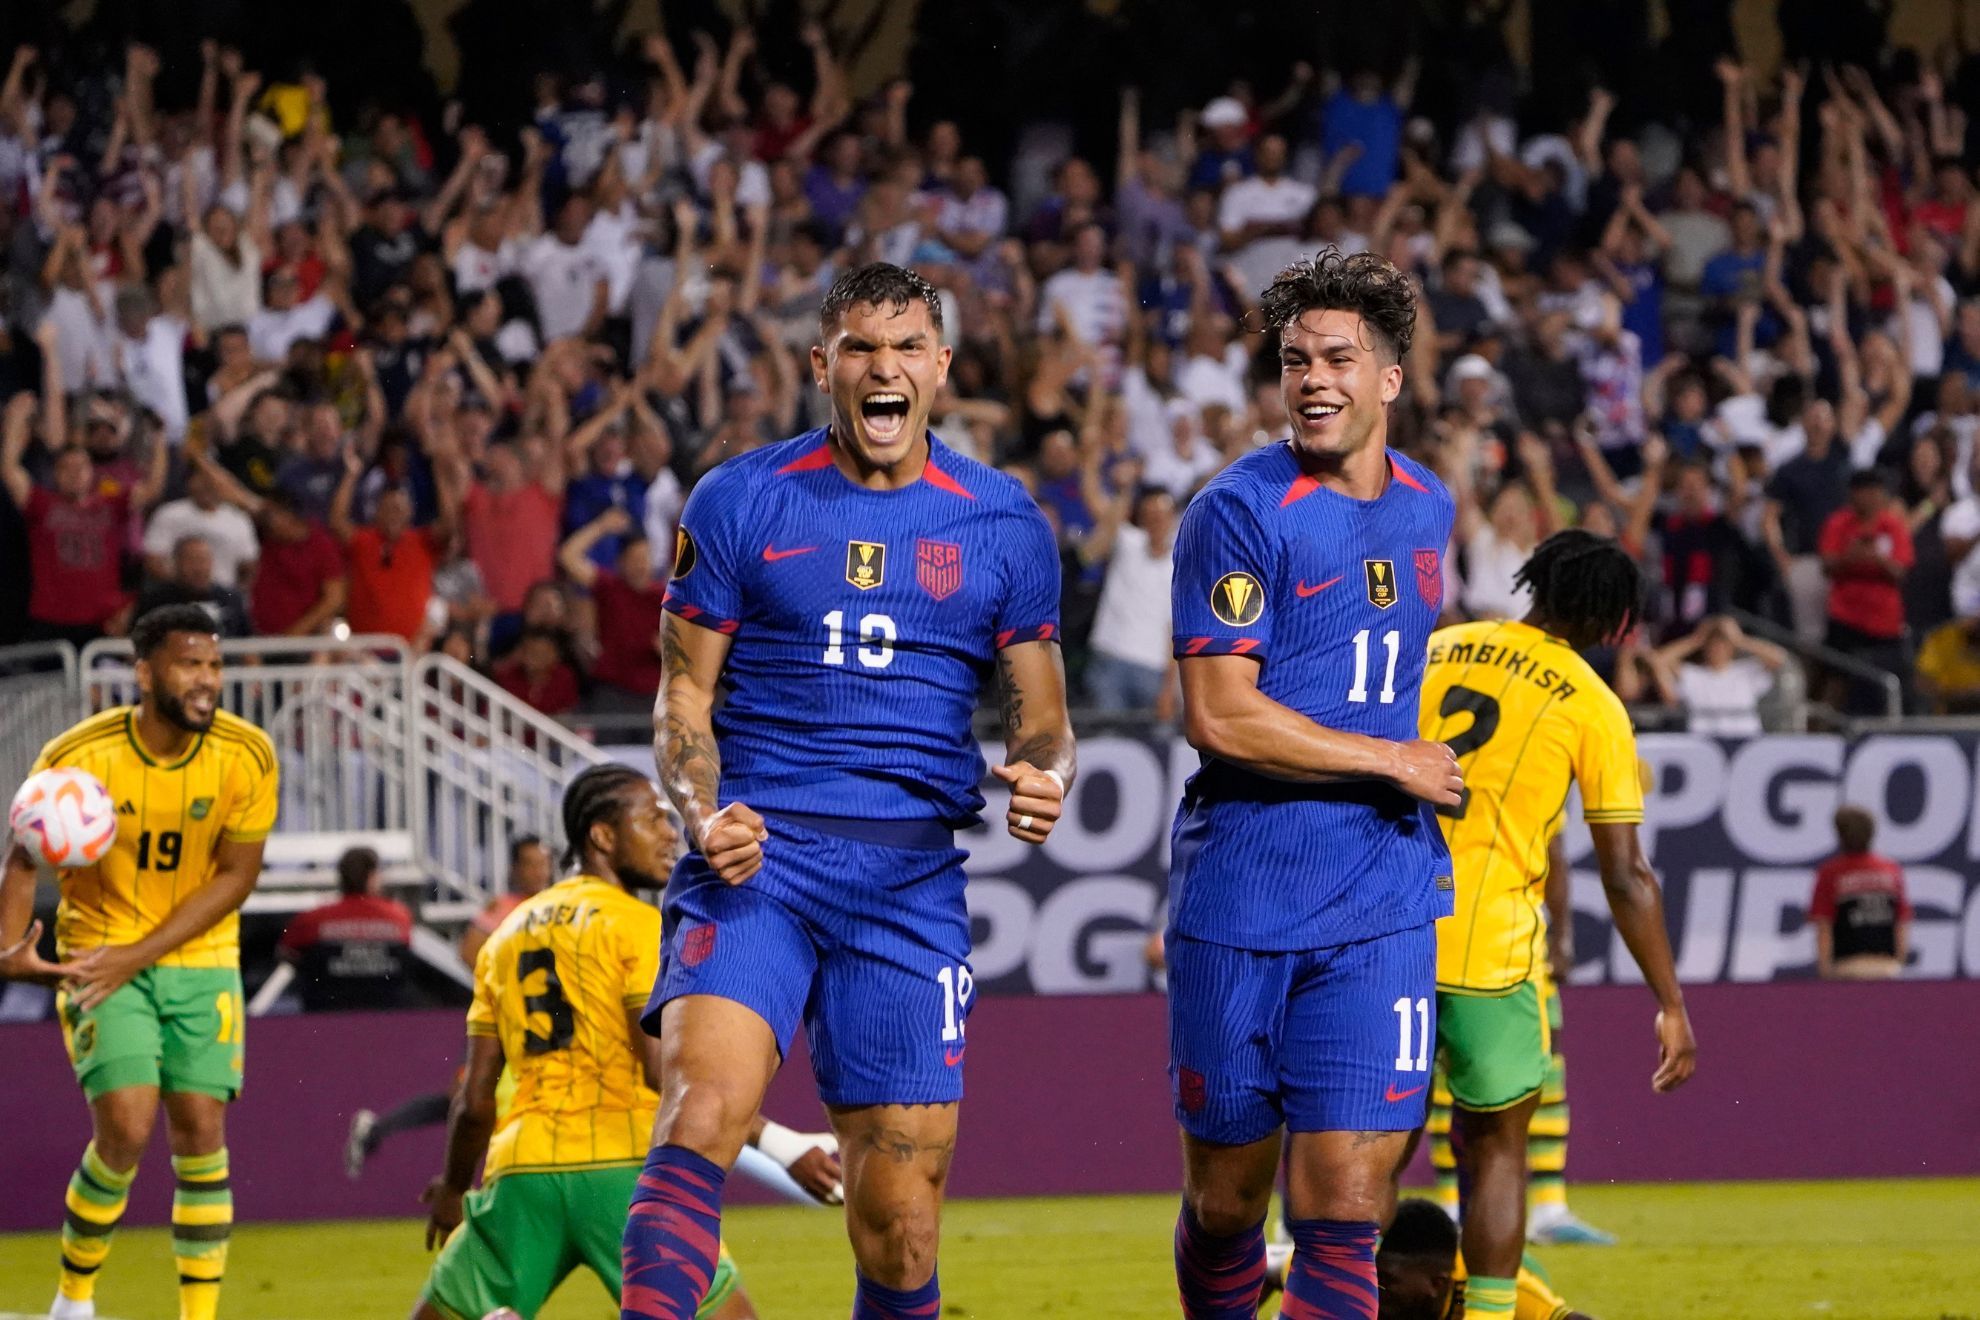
[1389,455,1430,493]
[922,461,977,500]
[1180,637,1264,657]
[775,445,836,475]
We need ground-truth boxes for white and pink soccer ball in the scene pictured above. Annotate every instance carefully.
[9,767,118,868]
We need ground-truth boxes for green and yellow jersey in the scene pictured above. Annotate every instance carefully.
[32,706,279,968]
[468,875,661,1179]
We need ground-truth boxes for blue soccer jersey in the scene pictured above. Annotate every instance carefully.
[661,429,1060,825]
[1168,442,1457,951]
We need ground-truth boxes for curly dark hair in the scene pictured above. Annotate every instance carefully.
[819,262,944,337]
[1258,248,1417,363]
[130,604,221,660]
[1514,529,1648,648]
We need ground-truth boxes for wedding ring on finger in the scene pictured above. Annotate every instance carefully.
[1017,814,1034,832]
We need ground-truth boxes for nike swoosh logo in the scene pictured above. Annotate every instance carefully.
[762,545,818,562]
[1296,577,1342,597]
[944,1047,966,1067]
[1385,1082,1427,1102]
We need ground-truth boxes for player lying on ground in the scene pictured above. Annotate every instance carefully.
[1415,531,1696,1320]
[414,765,841,1320]
[1165,249,1463,1318]
[621,262,1074,1320]
[1367,1198,1591,1320]
[0,604,278,1320]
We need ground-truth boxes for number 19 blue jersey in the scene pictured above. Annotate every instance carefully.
[1168,443,1457,952]
[662,430,1060,826]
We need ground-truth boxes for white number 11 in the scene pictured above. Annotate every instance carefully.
[1348,628,1400,704]
[1393,996,1430,1071]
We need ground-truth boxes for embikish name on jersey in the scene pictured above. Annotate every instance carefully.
[1426,639,1582,701]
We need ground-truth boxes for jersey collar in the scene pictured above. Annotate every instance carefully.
[124,708,205,770]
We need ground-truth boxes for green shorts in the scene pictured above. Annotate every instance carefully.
[1436,978,1550,1112]
[421,1166,740,1320]
[57,966,245,1102]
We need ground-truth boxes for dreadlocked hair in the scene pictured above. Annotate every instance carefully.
[1514,529,1648,648]
[1257,248,1417,362]
[560,764,652,869]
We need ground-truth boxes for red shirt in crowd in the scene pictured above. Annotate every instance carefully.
[494,654,581,715]
[252,524,346,635]
[1810,851,1911,962]
[24,487,130,627]
[344,525,442,641]
[590,569,665,694]
[464,481,562,614]
[1818,506,1912,638]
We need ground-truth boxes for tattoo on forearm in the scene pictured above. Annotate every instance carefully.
[996,650,1024,734]
[1009,731,1073,778]
[656,618,722,826]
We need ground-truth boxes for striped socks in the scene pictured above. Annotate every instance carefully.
[621,1145,727,1320]
[850,1270,942,1319]
[1464,1274,1519,1319]
[1173,1200,1266,1317]
[59,1142,134,1303]
[172,1149,232,1320]
[1279,1218,1379,1319]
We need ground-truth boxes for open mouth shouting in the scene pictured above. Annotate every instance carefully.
[860,391,912,445]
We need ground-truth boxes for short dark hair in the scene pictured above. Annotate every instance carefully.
[1848,469,1888,493]
[509,834,544,864]
[336,845,381,896]
[559,764,652,868]
[819,262,944,338]
[131,604,222,660]
[1259,249,1417,363]
[1835,805,1876,853]
[1380,1199,1459,1262]
[1514,529,1648,649]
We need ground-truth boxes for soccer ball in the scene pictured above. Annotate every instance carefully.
[9,767,118,868]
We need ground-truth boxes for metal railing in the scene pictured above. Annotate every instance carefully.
[1728,609,1903,722]
[79,636,418,839]
[411,652,609,922]
[0,641,83,795]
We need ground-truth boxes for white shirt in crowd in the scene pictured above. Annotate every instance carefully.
[642,468,686,574]
[1036,267,1128,347]
[522,234,609,343]
[1143,407,1224,500]
[247,294,337,365]
[452,237,522,297]
[1889,276,1957,379]
[188,232,262,331]
[1089,522,1174,672]
[40,287,115,394]
[143,500,260,587]
[1941,495,1980,615]
[1176,343,1250,416]
[1120,365,1177,459]
[1461,525,1534,620]
[584,203,646,317]
[1218,173,1317,292]
[937,188,1009,244]
[116,316,190,443]
[1677,659,1772,736]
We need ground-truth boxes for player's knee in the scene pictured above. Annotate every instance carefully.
[847,1200,940,1288]
[1184,1182,1271,1238]
[653,1078,757,1164]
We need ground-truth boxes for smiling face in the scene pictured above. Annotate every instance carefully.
[812,297,951,477]
[1279,308,1403,462]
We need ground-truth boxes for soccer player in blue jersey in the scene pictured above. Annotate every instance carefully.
[1165,250,1464,1320]
[621,263,1075,1320]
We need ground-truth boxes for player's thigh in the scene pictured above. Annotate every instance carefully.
[650,854,819,1066]
[805,842,973,1109]
[154,967,247,1102]
[1179,1129,1283,1233]
[1279,922,1438,1135]
[650,995,783,1159]
[421,1174,571,1320]
[58,971,165,1104]
[1285,1128,1416,1223]
[1165,933,1294,1147]
[1436,980,1548,1113]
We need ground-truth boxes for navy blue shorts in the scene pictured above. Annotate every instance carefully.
[645,812,974,1107]
[1166,922,1437,1144]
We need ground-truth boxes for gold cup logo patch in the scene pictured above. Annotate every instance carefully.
[847,540,886,590]
[1365,558,1397,609]
[1211,571,1265,627]
[672,526,698,579]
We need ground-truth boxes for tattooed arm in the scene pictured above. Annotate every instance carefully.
[991,639,1077,844]
[654,612,767,883]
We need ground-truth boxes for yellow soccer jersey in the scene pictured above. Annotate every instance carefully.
[31,707,279,968]
[1420,620,1642,991]
[469,875,662,1179]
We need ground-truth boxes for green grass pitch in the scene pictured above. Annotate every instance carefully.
[1,1180,1973,1319]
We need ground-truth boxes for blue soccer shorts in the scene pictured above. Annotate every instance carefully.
[1166,922,1437,1144]
[646,812,974,1107]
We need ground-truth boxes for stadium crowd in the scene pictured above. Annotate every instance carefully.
[5,4,1980,729]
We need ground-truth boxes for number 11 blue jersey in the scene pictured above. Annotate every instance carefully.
[662,429,1060,827]
[1168,443,1456,952]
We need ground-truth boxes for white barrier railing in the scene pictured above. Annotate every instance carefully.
[409,652,609,922]
[0,641,83,796]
